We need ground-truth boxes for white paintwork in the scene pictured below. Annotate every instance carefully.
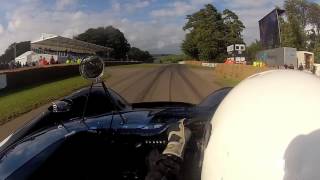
[0,74,7,89]
[227,45,234,52]
[15,51,35,65]
[0,134,12,147]
[202,70,320,180]
[31,33,58,43]
[314,64,320,76]
[227,44,246,53]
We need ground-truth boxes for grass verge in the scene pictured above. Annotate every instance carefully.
[187,64,239,87]
[0,74,110,125]
[213,76,241,87]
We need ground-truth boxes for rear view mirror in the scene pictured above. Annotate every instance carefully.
[79,56,104,80]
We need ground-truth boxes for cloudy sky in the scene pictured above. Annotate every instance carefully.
[0,0,310,54]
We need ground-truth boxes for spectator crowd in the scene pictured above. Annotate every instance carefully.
[0,55,86,71]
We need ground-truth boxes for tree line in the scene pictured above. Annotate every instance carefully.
[183,1,320,63]
[0,26,153,64]
[247,0,320,62]
[0,41,31,64]
[181,4,245,62]
[281,0,320,62]
[74,26,153,62]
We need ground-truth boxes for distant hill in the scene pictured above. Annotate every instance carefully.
[152,54,174,59]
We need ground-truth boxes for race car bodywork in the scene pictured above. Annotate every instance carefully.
[0,85,231,180]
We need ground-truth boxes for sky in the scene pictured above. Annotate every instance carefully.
[0,0,315,54]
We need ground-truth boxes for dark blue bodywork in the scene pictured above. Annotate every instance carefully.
[0,85,231,180]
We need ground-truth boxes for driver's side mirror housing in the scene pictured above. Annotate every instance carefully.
[49,100,72,113]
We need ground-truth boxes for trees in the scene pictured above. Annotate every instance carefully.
[307,3,320,35]
[281,0,308,50]
[183,4,225,62]
[281,0,320,57]
[75,26,153,61]
[284,0,309,28]
[313,42,320,63]
[75,26,130,59]
[128,47,153,62]
[0,41,31,64]
[280,17,306,50]
[223,9,245,45]
[181,33,199,60]
[246,40,262,62]
[181,4,244,62]
[305,3,320,60]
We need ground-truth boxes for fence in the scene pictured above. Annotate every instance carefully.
[0,61,143,91]
[0,64,79,92]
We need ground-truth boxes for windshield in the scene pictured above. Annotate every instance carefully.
[0,0,319,180]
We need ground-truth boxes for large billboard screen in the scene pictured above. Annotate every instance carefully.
[259,9,284,49]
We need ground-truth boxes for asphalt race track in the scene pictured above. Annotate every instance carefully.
[107,64,220,104]
[0,64,221,141]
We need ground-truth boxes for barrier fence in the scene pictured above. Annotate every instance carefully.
[0,61,142,91]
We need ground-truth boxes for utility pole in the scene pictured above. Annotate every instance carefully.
[13,42,16,62]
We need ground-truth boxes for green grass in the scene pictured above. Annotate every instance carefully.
[0,74,110,125]
[158,54,190,64]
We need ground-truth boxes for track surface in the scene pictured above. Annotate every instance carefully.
[106,64,220,104]
[0,64,220,141]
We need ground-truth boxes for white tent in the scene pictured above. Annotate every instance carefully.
[15,51,35,65]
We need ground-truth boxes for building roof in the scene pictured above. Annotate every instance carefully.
[297,51,314,55]
[31,33,112,54]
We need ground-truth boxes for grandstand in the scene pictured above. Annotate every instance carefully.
[15,33,112,65]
